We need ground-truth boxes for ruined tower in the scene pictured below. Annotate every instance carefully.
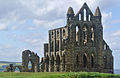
[40,3,113,73]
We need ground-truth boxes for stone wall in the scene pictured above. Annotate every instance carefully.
[40,3,113,73]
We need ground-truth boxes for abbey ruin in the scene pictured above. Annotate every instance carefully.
[6,3,113,73]
[40,3,113,73]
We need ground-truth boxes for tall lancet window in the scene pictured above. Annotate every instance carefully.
[84,9,87,21]
[76,26,79,42]
[89,15,91,21]
[79,14,81,20]
[83,26,87,45]
[91,27,94,41]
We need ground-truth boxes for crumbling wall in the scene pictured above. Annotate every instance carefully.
[22,50,40,72]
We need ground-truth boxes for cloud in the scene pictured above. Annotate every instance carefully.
[0,0,118,31]
[112,31,120,36]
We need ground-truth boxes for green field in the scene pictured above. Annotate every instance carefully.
[0,72,120,78]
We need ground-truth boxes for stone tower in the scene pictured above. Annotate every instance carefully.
[40,3,113,73]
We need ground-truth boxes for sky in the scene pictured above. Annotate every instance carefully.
[0,0,120,69]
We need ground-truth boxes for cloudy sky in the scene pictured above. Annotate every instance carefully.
[0,0,120,69]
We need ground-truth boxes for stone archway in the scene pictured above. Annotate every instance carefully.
[46,55,49,72]
[62,54,65,71]
[104,55,107,69]
[56,55,60,72]
[28,60,33,72]
[91,54,94,68]
[83,54,87,68]
[51,55,54,72]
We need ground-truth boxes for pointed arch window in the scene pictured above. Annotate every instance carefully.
[76,55,79,67]
[51,32,54,38]
[84,9,87,21]
[104,56,107,69]
[104,44,107,50]
[76,26,79,42]
[46,55,49,72]
[62,39,65,51]
[56,55,60,72]
[63,54,65,71]
[91,27,94,41]
[83,26,87,45]
[56,40,59,51]
[57,30,59,37]
[50,41,53,52]
[89,15,91,21]
[28,61,32,70]
[83,54,87,67]
[51,55,54,72]
[79,14,81,20]
[63,29,65,36]
[91,55,94,68]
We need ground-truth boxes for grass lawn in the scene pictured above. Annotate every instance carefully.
[0,72,120,78]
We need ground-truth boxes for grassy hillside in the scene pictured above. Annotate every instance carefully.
[0,72,119,78]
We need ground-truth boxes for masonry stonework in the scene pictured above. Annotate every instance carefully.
[40,3,113,73]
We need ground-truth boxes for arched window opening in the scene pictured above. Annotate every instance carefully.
[91,55,94,68]
[62,39,65,51]
[110,57,113,69]
[28,54,31,57]
[63,29,65,36]
[104,44,107,50]
[57,31,59,37]
[76,26,79,42]
[83,26,87,45]
[51,41,53,52]
[52,32,54,35]
[56,55,60,72]
[15,67,20,72]
[56,40,59,51]
[84,9,87,21]
[41,57,43,63]
[51,55,54,72]
[104,56,107,69]
[28,61,32,70]
[83,54,87,67]
[89,15,91,21]
[91,28,94,41]
[76,55,79,67]
[63,54,65,71]
[46,56,49,72]
[79,14,81,20]
[51,32,54,38]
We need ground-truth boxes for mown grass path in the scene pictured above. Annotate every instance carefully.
[0,72,120,78]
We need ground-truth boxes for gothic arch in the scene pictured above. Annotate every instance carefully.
[83,8,87,21]
[83,53,87,68]
[91,54,94,68]
[83,25,88,46]
[56,54,60,72]
[76,54,79,67]
[46,55,49,72]
[62,54,65,71]
[91,27,94,42]
[56,40,59,51]
[104,55,107,69]
[28,60,32,71]
[51,55,54,72]
[75,25,79,44]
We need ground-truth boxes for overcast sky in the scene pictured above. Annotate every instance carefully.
[0,0,120,69]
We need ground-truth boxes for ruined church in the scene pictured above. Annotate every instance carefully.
[40,3,113,73]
